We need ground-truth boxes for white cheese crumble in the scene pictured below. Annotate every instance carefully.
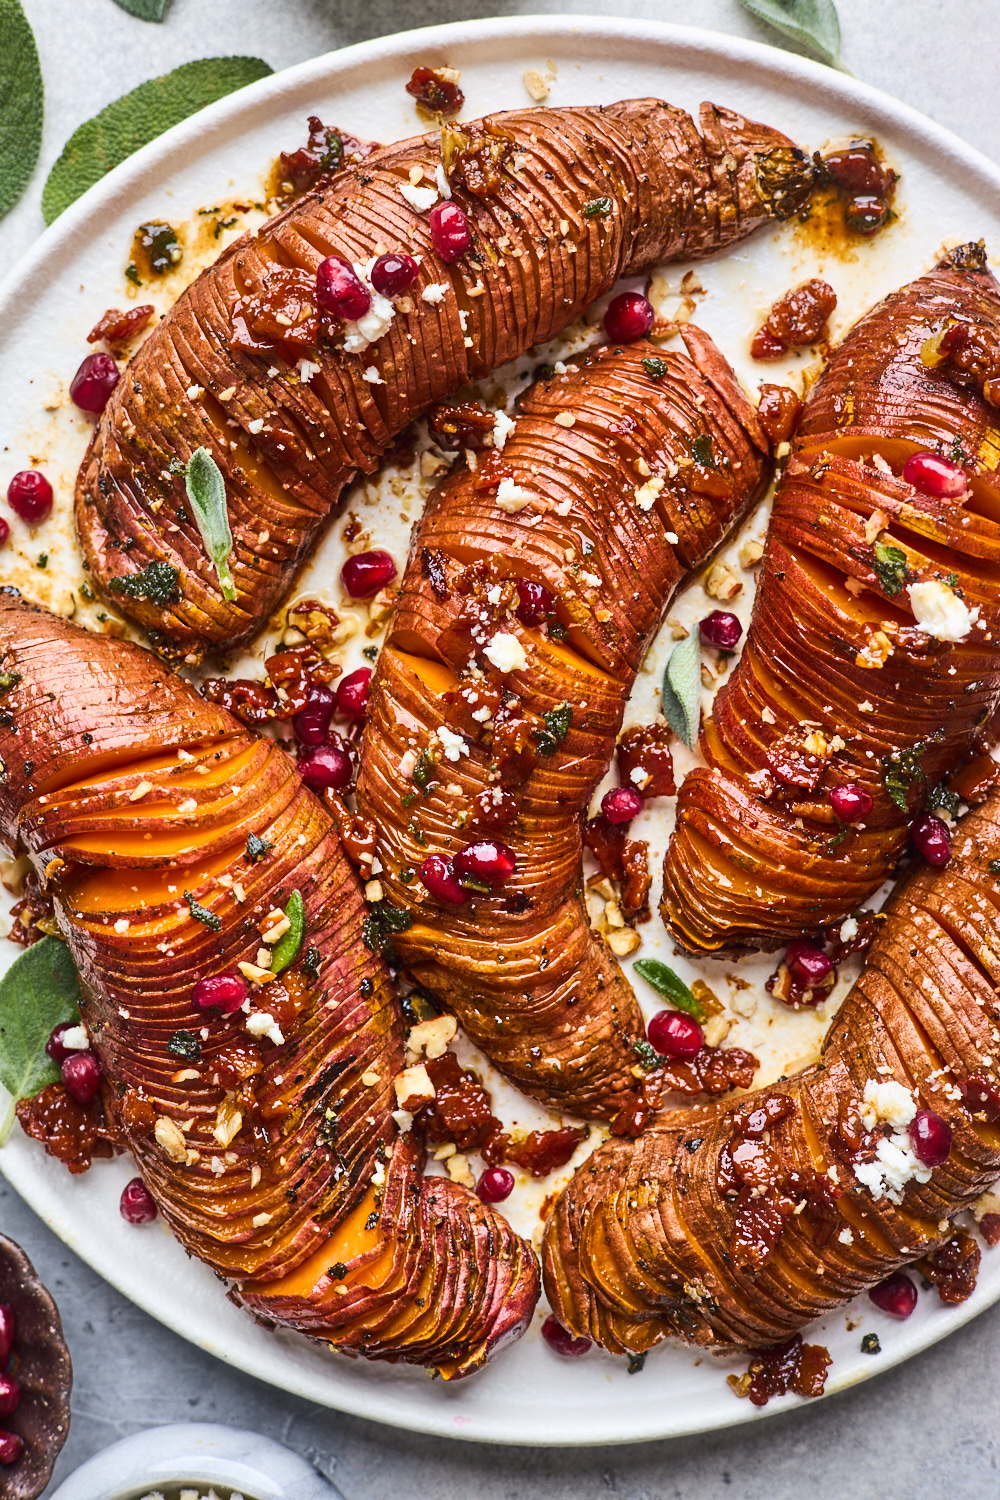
[245,1011,285,1047]
[247,417,264,434]
[484,632,528,673]
[341,260,396,355]
[495,478,533,513]
[634,476,665,512]
[853,1078,931,1204]
[493,409,516,450]
[861,1078,917,1131]
[297,358,321,384]
[909,579,979,642]
[435,163,452,199]
[362,365,384,384]
[436,725,468,761]
[59,1025,90,1051]
[399,181,438,212]
[422,281,450,304]
[839,916,859,943]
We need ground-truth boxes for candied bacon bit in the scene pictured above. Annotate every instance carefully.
[324,791,377,870]
[277,116,374,197]
[824,910,885,962]
[751,278,837,361]
[210,1041,264,1090]
[620,839,651,922]
[757,383,802,445]
[202,644,335,726]
[16,1082,116,1174]
[421,546,452,601]
[120,1088,157,1134]
[444,122,512,197]
[585,813,625,885]
[733,1184,795,1270]
[428,398,495,451]
[503,1126,587,1177]
[765,731,825,790]
[916,1232,981,1304]
[616,723,675,799]
[742,1334,831,1406]
[472,786,518,829]
[472,450,514,491]
[491,715,539,788]
[418,1052,499,1151]
[87,304,155,346]
[7,872,55,947]
[979,1213,1000,1247]
[406,66,464,120]
[948,752,1000,806]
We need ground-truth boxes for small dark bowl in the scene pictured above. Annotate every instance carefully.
[0,1233,72,1499]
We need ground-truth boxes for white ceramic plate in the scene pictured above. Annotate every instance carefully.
[2,13,1000,1448]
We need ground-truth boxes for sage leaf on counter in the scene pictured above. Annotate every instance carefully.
[738,0,841,67]
[41,55,273,223]
[0,938,82,1144]
[0,0,44,219]
[632,959,706,1022]
[661,631,702,749]
[270,890,305,976]
[112,0,171,19]
[184,447,236,602]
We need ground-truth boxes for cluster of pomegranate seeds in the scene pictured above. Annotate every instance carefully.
[514,578,554,627]
[541,1314,591,1358]
[476,1166,515,1204]
[429,200,472,262]
[69,351,119,413]
[603,291,654,343]
[337,667,372,718]
[901,450,969,499]
[830,783,873,823]
[0,1304,20,1466]
[193,972,248,1014]
[647,1008,704,1060]
[370,252,419,297]
[601,785,643,826]
[62,1051,101,1104]
[454,839,516,886]
[699,610,743,650]
[120,1176,158,1225]
[419,852,467,906]
[299,741,353,791]
[910,811,951,867]
[341,548,397,599]
[869,1270,918,1319]
[316,255,371,321]
[292,682,338,745]
[6,469,53,524]
[908,1108,953,1167]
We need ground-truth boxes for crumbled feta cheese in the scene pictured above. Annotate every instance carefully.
[371,1160,387,1188]
[909,579,979,641]
[665,530,679,545]
[839,916,859,943]
[113,918,130,934]
[634,476,665,512]
[493,410,516,450]
[495,478,533,513]
[553,360,568,374]
[436,725,468,761]
[486,584,503,605]
[186,384,204,400]
[364,879,383,903]
[400,182,438,212]
[854,1131,932,1204]
[484,632,528,673]
[435,162,452,199]
[629,766,650,789]
[341,263,396,354]
[392,1108,414,1133]
[59,1025,90,1051]
[362,365,384,384]
[252,1212,272,1227]
[862,1078,917,1131]
[581,571,601,588]
[361,1071,380,1087]
[398,749,418,779]
[297,358,320,384]
[246,1011,285,1047]
[838,1227,854,1245]
[422,281,450,304]
[176,798,197,815]
[248,418,264,434]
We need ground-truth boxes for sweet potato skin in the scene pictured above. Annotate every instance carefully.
[662,247,1000,955]
[545,789,1000,1355]
[75,99,809,656]
[0,593,537,1376]
[355,333,771,1120]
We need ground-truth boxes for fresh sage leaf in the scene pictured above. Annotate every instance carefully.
[184,447,236,601]
[661,630,702,749]
[632,958,707,1022]
[271,890,305,976]
[739,0,841,67]
[0,938,82,1144]
[112,0,171,18]
[42,55,272,223]
[0,0,44,220]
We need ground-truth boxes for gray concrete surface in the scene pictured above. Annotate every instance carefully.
[4,0,1000,1494]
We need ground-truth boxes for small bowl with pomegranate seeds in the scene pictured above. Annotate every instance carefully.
[0,1233,71,1499]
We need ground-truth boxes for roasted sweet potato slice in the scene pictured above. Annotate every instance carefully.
[75,98,812,656]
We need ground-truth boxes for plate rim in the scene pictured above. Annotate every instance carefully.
[2,10,1000,1447]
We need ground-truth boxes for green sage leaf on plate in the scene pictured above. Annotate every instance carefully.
[184,447,236,602]
[738,0,841,67]
[112,0,171,19]
[0,937,82,1144]
[0,0,44,220]
[632,958,706,1022]
[41,55,272,224]
[661,630,701,749]
[270,890,305,976]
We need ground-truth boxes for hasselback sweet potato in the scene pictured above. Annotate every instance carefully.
[354,332,772,1121]
[75,98,812,656]
[663,245,1000,955]
[544,787,1000,1355]
[0,592,537,1377]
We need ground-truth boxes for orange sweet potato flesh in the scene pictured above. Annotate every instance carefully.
[354,333,772,1120]
[0,593,538,1378]
[74,99,811,657]
[663,244,1000,955]
[544,788,1000,1355]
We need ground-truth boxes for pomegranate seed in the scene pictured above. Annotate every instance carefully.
[911,812,951,867]
[0,1430,23,1466]
[371,252,419,297]
[70,351,119,413]
[316,255,371,321]
[514,578,554,627]
[902,451,969,500]
[0,1307,13,1364]
[909,1108,953,1167]
[292,683,337,745]
[959,1072,1000,1121]
[120,1176,158,1224]
[699,610,743,650]
[337,667,372,718]
[647,1008,704,1060]
[0,518,8,548]
[62,1050,101,1104]
[454,839,516,887]
[299,743,352,791]
[477,1166,515,1203]
[6,469,53,523]
[604,291,654,343]
[193,972,247,1014]
[0,1375,20,1416]
[830,783,873,823]
[419,852,468,906]
[869,1271,918,1319]
[601,786,643,825]
[785,939,833,988]
[541,1314,591,1357]
[341,549,397,599]
[429,201,471,262]
[46,1021,81,1065]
